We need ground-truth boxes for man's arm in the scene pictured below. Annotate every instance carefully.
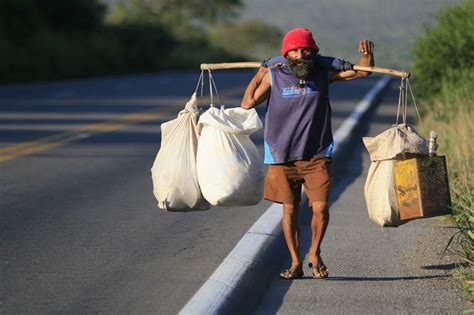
[330,40,374,83]
[241,67,271,109]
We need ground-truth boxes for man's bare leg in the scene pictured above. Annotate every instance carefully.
[282,202,302,270]
[308,201,329,277]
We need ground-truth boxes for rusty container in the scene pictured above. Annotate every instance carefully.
[394,156,451,220]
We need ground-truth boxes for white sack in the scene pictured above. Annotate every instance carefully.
[363,124,429,161]
[363,124,428,227]
[364,160,403,226]
[151,93,210,212]
[197,107,264,206]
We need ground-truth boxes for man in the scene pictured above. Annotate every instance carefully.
[241,28,374,279]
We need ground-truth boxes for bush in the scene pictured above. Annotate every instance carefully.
[0,0,44,41]
[0,0,272,83]
[36,0,106,32]
[0,21,244,83]
[210,21,282,60]
[412,0,474,101]
[0,23,179,83]
[420,82,474,303]
[413,0,474,303]
[103,23,175,72]
[423,67,474,122]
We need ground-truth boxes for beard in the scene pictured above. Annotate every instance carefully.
[287,58,314,80]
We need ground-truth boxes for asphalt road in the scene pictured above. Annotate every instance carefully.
[0,72,465,314]
[255,80,468,314]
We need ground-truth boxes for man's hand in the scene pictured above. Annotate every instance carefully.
[357,39,374,77]
[330,39,375,82]
[358,40,374,56]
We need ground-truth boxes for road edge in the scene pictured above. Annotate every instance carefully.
[179,75,393,315]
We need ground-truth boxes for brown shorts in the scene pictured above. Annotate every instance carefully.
[264,157,332,205]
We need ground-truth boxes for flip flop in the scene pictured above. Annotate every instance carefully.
[279,268,304,280]
[308,262,329,279]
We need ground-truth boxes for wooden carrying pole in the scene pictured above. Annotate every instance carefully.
[200,62,410,78]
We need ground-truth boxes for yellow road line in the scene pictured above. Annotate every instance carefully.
[0,85,250,163]
[0,132,72,155]
[0,110,163,163]
[0,134,79,162]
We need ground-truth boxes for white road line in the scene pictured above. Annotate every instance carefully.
[76,133,91,139]
[333,76,392,147]
[179,76,392,315]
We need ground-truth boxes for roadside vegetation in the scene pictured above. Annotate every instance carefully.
[0,0,281,83]
[412,0,473,302]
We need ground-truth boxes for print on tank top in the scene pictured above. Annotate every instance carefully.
[282,84,318,98]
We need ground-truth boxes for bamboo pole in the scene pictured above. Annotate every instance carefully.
[200,62,261,70]
[200,62,410,78]
[352,65,410,78]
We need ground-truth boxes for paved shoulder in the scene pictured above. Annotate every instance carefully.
[254,81,468,314]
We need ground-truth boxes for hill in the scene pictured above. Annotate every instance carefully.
[238,0,463,69]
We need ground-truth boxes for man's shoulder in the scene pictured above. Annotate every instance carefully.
[262,55,352,72]
[262,56,287,67]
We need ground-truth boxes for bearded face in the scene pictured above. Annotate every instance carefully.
[287,58,314,80]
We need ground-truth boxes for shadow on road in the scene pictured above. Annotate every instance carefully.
[421,263,465,270]
[324,275,449,281]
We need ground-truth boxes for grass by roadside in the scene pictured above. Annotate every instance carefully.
[412,0,474,304]
[417,88,473,303]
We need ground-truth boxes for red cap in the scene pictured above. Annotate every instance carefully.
[281,28,319,57]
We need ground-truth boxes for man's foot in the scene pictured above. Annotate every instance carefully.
[308,262,329,279]
[279,267,304,280]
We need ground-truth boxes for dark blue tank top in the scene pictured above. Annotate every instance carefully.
[264,65,333,164]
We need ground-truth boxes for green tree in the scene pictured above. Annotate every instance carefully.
[107,0,242,32]
[105,0,247,64]
[412,0,474,100]
[210,21,282,60]
[36,0,106,32]
[0,0,43,40]
[0,0,105,40]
